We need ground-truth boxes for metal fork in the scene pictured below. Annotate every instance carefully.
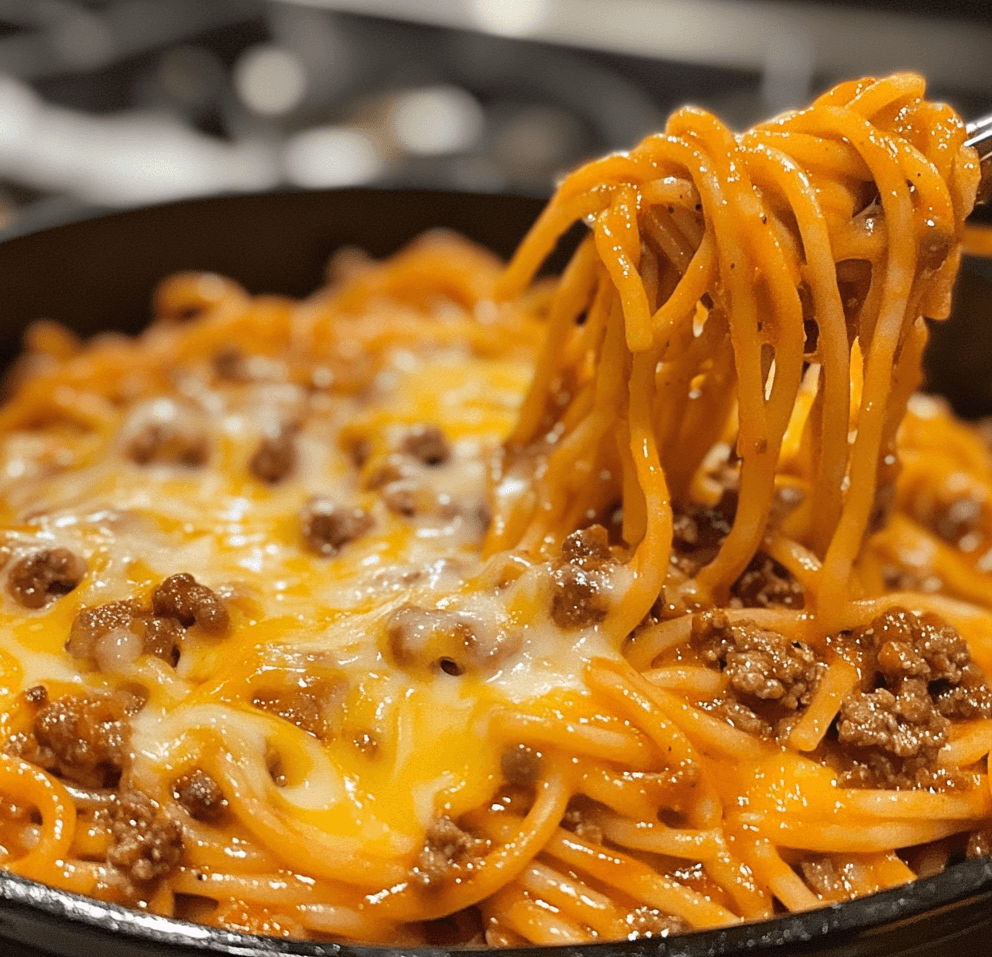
[965,118,992,204]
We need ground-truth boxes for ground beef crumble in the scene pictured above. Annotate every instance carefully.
[173,768,228,823]
[107,791,183,885]
[251,677,342,741]
[384,604,511,677]
[248,424,297,484]
[829,608,992,789]
[550,525,615,629]
[500,744,542,788]
[67,573,228,672]
[400,424,450,466]
[299,496,373,556]
[7,547,87,609]
[411,816,489,889]
[67,598,185,669]
[837,682,947,767]
[691,609,821,737]
[966,829,992,859]
[730,552,804,610]
[671,493,735,578]
[152,573,229,634]
[125,403,209,467]
[670,488,804,609]
[5,692,131,788]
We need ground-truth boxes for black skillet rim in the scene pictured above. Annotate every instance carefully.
[3,856,992,956]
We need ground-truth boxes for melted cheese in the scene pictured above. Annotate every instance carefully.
[0,290,629,863]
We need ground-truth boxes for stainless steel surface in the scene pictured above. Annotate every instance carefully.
[280,0,992,96]
[966,114,992,159]
[2,1,991,235]
[965,115,992,203]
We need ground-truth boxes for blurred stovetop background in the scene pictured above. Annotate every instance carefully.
[1,0,991,237]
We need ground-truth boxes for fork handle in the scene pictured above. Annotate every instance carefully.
[965,118,992,205]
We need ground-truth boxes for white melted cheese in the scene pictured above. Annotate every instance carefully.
[0,335,631,849]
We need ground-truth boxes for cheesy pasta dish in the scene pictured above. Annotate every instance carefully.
[2,73,992,946]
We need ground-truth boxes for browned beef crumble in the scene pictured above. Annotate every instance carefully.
[500,744,542,788]
[385,604,505,676]
[68,600,138,658]
[412,816,489,889]
[7,548,87,609]
[299,496,373,556]
[248,425,297,484]
[381,479,421,517]
[934,674,992,720]
[966,829,992,859]
[363,457,412,492]
[108,791,183,885]
[550,525,614,629]
[352,730,379,756]
[835,682,948,786]
[550,564,610,629]
[152,573,229,635]
[561,800,604,845]
[251,678,341,740]
[67,598,185,669]
[67,574,227,672]
[910,491,986,553]
[709,697,774,737]
[730,553,804,610]
[400,424,450,467]
[691,609,820,737]
[561,524,613,568]
[693,611,818,709]
[670,490,804,609]
[212,346,261,383]
[829,608,992,789]
[671,493,736,578]
[23,684,48,707]
[5,692,130,788]
[126,417,209,467]
[173,769,227,823]
[872,609,972,686]
[142,615,187,664]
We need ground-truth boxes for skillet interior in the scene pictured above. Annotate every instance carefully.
[1,187,992,957]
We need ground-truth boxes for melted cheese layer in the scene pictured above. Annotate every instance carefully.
[0,250,629,866]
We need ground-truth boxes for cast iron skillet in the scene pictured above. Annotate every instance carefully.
[2,188,992,957]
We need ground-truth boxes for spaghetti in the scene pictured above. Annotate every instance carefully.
[1,73,992,945]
